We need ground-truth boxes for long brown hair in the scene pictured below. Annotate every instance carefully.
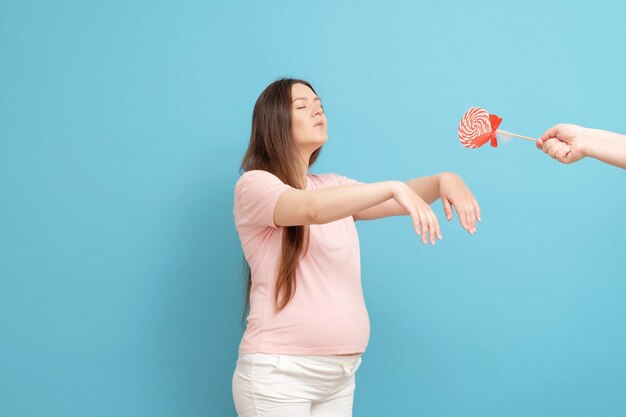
[240,78,322,321]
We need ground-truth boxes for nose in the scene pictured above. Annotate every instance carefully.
[312,103,323,117]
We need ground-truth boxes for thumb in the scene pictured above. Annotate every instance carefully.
[536,138,544,149]
[540,124,559,141]
[442,197,453,221]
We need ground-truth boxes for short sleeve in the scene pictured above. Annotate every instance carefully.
[336,174,364,186]
[234,170,292,230]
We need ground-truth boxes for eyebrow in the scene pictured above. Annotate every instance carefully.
[292,97,321,103]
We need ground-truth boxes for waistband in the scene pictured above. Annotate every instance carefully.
[239,352,362,366]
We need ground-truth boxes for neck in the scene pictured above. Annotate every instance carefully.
[296,149,313,188]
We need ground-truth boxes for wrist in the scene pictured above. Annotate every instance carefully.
[437,172,457,189]
[580,127,601,157]
[583,128,624,161]
[389,180,407,198]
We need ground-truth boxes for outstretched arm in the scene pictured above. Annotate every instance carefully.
[353,172,481,234]
[536,124,626,170]
[274,180,442,245]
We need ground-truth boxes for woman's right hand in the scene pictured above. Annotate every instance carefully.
[392,182,441,245]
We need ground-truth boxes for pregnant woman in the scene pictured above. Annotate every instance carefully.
[232,78,481,417]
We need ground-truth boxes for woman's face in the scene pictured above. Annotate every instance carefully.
[290,83,327,152]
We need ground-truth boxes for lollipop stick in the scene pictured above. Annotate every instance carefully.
[496,129,536,142]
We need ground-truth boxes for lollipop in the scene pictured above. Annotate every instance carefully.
[458,107,536,149]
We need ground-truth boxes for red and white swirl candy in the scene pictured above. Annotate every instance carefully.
[458,107,494,149]
[458,107,536,149]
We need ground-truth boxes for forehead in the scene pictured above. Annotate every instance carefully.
[291,83,317,99]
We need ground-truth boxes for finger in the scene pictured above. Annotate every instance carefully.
[419,210,429,245]
[456,205,469,231]
[466,203,476,233]
[463,205,473,233]
[410,210,421,236]
[541,140,553,155]
[549,140,567,155]
[432,210,442,240]
[542,138,558,155]
[563,149,577,164]
[540,124,561,141]
[548,142,568,159]
[442,197,453,221]
[463,209,471,233]
[473,198,481,222]
[555,145,572,162]
[536,138,544,149]
[544,139,563,158]
[427,210,437,246]
[463,204,474,233]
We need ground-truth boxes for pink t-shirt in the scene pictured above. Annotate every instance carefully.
[233,170,370,355]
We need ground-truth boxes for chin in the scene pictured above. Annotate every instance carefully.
[298,137,327,152]
[308,137,327,147]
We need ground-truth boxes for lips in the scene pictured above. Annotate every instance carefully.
[314,121,325,128]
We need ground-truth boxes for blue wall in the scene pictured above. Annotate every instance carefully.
[1,1,625,416]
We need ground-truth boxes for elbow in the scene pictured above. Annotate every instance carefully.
[307,200,323,224]
[307,196,330,225]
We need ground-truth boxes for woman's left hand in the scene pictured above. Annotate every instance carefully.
[438,173,481,234]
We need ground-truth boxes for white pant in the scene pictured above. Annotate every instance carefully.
[232,353,363,417]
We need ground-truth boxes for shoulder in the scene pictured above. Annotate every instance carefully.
[237,169,283,183]
[308,173,363,187]
[233,170,293,229]
[308,173,343,186]
[234,170,292,208]
[236,170,285,190]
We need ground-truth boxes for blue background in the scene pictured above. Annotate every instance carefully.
[2,1,625,416]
